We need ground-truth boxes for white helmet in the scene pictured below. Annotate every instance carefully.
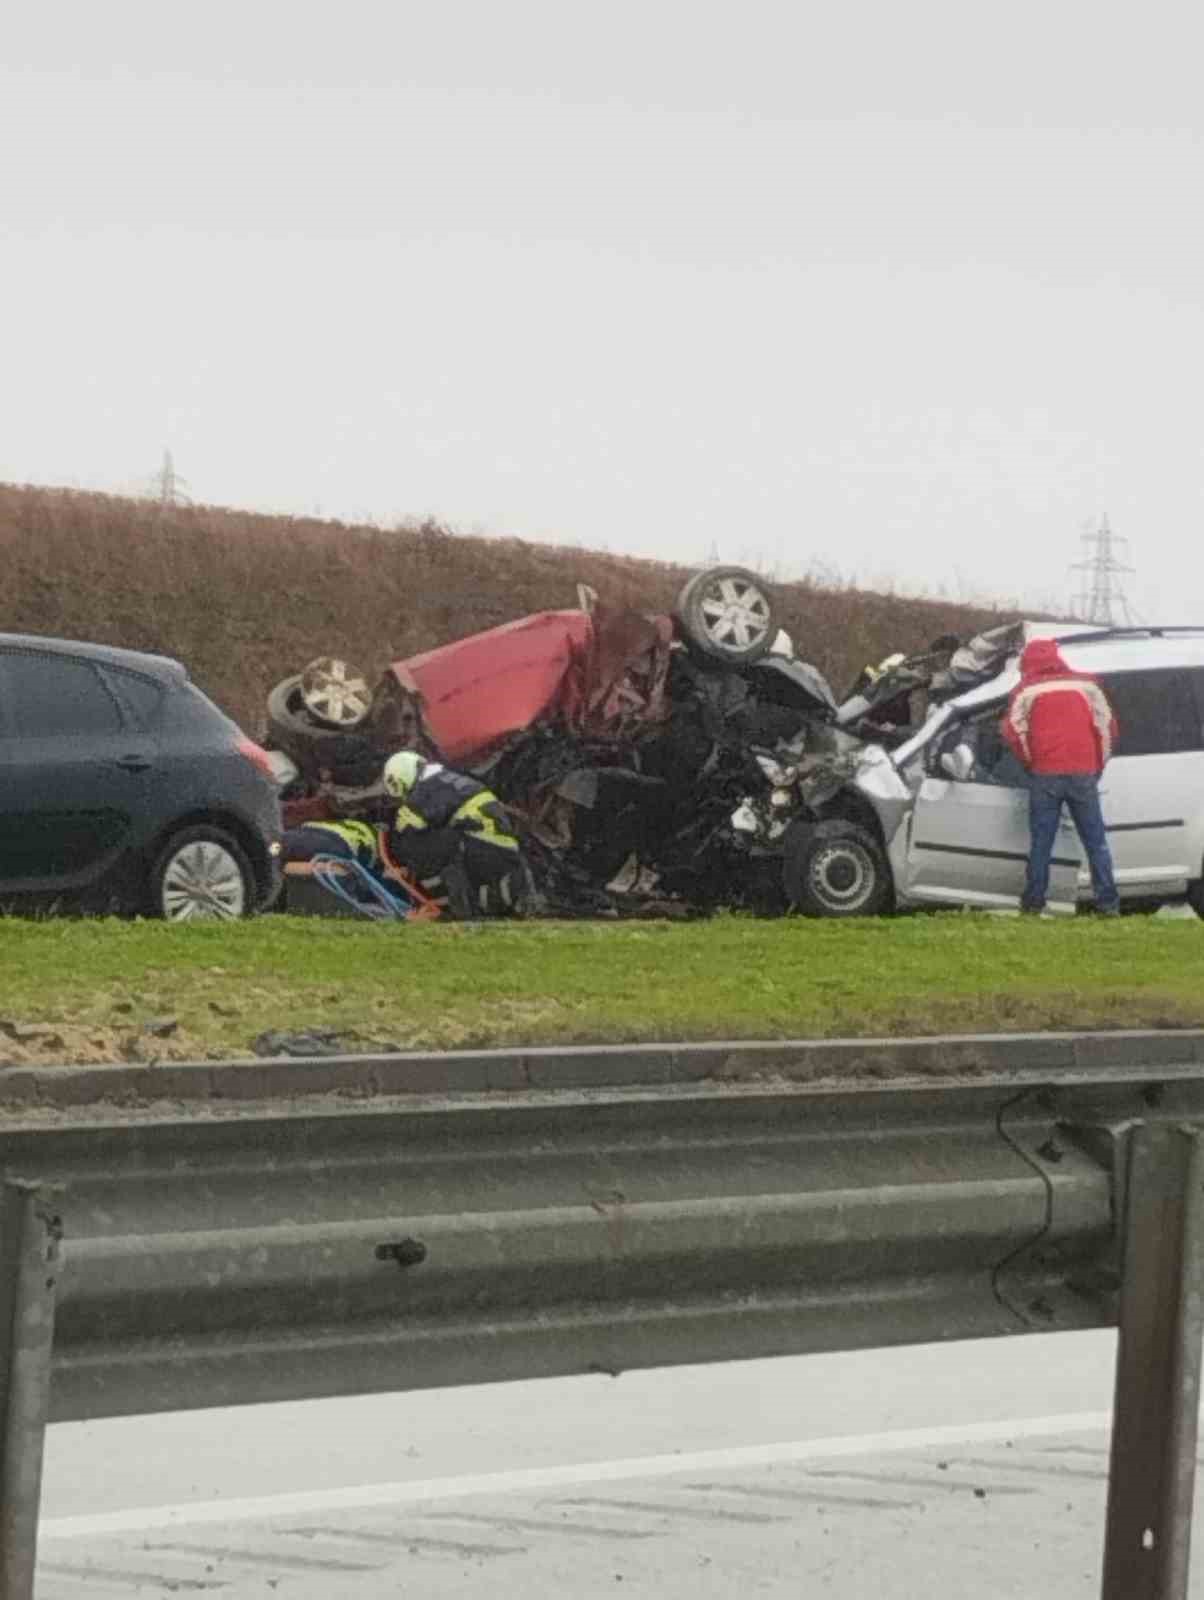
[383,750,426,800]
[867,652,906,682]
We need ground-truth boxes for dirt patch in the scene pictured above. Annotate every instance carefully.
[0,1021,247,1067]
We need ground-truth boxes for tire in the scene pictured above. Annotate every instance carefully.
[782,818,892,918]
[266,676,381,779]
[267,674,347,745]
[674,566,779,665]
[1188,880,1204,919]
[150,825,257,922]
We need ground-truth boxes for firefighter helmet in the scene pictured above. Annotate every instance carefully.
[383,750,425,800]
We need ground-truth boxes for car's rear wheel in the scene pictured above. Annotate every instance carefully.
[675,566,779,665]
[782,818,891,917]
[151,826,256,922]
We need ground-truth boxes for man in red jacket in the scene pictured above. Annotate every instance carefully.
[1001,638,1120,915]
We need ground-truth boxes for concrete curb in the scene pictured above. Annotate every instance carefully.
[2,1030,1204,1109]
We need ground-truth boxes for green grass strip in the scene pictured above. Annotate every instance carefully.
[0,911,1202,1066]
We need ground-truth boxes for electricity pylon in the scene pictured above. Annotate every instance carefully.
[153,449,190,508]
[1071,515,1136,625]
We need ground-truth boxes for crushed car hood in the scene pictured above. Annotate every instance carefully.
[387,605,673,766]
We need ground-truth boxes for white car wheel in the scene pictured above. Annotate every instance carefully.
[699,575,772,651]
[155,832,253,921]
[783,819,891,918]
[806,841,878,913]
[299,657,371,728]
[675,566,779,664]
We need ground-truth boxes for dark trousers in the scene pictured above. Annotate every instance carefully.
[390,829,527,918]
[1023,773,1119,913]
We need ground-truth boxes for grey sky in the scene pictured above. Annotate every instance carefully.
[4,1,1201,621]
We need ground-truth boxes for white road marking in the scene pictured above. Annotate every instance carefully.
[41,1410,1108,1542]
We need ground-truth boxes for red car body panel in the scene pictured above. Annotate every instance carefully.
[388,610,595,765]
[385,606,676,769]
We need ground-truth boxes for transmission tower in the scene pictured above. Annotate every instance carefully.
[153,449,190,508]
[1071,515,1136,624]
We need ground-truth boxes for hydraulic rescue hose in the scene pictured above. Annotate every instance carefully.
[309,855,437,922]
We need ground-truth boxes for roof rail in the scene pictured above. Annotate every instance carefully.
[1052,626,1204,646]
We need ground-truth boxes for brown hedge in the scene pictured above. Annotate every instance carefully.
[1,483,1027,734]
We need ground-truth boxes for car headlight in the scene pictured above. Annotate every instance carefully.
[731,802,760,834]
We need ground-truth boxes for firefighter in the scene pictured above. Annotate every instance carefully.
[847,652,918,743]
[381,751,529,918]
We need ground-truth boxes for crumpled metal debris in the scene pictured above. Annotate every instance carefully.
[252,1028,352,1058]
[265,574,1027,917]
[141,1016,180,1039]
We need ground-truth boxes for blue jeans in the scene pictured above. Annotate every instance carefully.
[1022,774,1119,913]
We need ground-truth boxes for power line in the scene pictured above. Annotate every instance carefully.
[1070,515,1137,624]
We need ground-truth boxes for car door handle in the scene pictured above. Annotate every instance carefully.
[112,755,153,773]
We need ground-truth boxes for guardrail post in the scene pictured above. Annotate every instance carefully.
[1101,1124,1204,1600]
[0,1180,63,1600]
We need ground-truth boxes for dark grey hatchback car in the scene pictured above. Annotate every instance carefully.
[0,634,282,920]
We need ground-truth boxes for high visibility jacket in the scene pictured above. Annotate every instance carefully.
[391,764,519,852]
[1002,640,1117,776]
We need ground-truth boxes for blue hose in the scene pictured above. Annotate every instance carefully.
[309,855,424,921]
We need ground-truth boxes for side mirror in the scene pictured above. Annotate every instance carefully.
[940,744,976,782]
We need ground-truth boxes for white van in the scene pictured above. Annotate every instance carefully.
[781,626,1204,917]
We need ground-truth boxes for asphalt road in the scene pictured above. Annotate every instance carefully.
[36,1329,1181,1598]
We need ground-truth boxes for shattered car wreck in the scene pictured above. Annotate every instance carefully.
[264,567,1032,917]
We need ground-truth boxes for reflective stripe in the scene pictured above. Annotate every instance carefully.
[452,791,519,850]
[1081,681,1115,762]
[393,804,429,833]
[305,820,380,852]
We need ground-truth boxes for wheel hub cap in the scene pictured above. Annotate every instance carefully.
[811,845,871,909]
[300,657,371,726]
[698,577,771,650]
[162,842,247,921]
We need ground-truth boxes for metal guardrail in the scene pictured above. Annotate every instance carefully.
[3,1031,1204,1599]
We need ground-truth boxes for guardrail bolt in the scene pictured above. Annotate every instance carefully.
[374,1238,428,1269]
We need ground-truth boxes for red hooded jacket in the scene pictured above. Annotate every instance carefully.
[1001,639,1118,776]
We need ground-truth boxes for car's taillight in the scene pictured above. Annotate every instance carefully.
[237,737,279,783]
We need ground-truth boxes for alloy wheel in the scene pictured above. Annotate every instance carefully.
[299,657,371,727]
[160,840,248,921]
[696,574,773,653]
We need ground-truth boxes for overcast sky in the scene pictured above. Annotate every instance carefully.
[4,1,1201,621]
